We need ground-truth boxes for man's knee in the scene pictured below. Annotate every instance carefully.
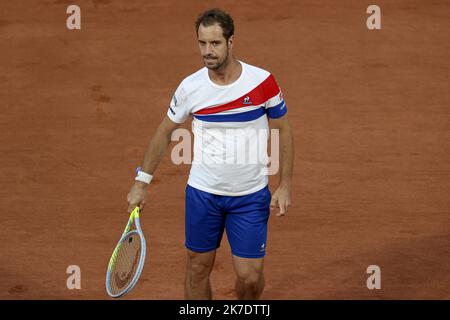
[233,256,264,289]
[237,270,264,288]
[186,250,215,280]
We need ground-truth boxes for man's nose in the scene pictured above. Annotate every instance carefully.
[205,43,213,55]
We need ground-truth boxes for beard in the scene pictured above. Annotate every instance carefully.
[203,48,229,71]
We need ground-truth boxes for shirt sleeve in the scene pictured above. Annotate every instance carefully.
[167,82,190,124]
[264,74,288,119]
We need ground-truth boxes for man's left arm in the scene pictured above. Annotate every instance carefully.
[269,114,294,216]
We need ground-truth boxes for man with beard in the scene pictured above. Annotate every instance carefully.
[127,8,294,300]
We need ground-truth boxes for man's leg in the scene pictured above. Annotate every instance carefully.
[224,186,271,300]
[184,185,226,299]
[232,255,265,300]
[185,249,217,299]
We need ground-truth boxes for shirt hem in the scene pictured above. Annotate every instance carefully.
[186,181,268,196]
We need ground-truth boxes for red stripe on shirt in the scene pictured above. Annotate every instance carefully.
[194,74,280,115]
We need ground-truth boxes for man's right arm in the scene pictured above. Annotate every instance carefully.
[127,115,180,212]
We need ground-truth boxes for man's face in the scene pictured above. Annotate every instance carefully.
[197,23,231,70]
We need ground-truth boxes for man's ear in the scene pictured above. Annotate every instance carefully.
[228,35,234,48]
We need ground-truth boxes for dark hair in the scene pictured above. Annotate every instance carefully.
[195,8,234,41]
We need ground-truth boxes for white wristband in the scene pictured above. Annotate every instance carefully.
[135,170,153,184]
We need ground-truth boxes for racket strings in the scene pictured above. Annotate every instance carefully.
[109,233,142,295]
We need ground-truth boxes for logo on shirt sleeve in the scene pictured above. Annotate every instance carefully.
[172,94,178,107]
[243,96,252,105]
[169,94,178,115]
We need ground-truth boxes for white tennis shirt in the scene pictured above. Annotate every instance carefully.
[167,61,287,196]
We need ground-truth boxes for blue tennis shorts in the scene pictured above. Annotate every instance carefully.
[185,184,271,258]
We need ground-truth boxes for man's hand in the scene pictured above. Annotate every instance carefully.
[270,185,291,217]
[127,181,148,213]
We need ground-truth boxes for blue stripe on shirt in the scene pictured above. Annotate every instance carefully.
[194,107,266,122]
[266,100,287,119]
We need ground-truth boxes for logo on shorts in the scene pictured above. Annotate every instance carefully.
[259,243,265,252]
[243,96,252,105]
[169,106,176,115]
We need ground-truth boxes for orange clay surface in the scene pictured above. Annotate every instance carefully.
[0,0,449,299]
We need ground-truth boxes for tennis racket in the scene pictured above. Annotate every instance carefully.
[106,206,146,298]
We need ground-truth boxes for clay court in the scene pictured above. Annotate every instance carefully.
[1,0,449,299]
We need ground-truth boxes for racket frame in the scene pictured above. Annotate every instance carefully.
[106,207,146,298]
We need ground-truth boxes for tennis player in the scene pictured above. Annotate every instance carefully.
[127,8,294,300]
